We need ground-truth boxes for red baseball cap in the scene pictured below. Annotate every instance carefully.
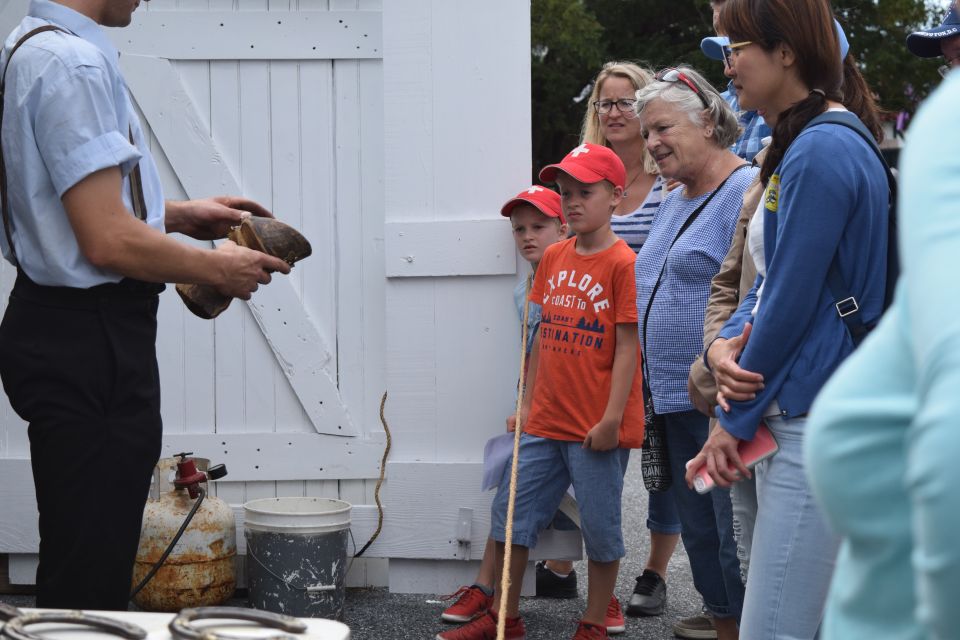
[500,185,565,224]
[539,143,626,190]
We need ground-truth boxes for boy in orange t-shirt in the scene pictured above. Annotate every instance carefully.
[445,143,644,640]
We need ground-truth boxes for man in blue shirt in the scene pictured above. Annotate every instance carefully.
[0,0,290,610]
[702,0,771,164]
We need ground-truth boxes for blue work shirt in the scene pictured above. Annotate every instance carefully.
[0,0,165,287]
[722,81,771,164]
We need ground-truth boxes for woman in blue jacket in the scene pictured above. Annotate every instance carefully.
[684,0,889,637]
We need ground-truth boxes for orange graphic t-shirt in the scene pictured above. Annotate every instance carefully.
[526,237,645,448]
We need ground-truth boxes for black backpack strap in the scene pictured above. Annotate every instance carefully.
[805,111,898,346]
[0,25,67,265]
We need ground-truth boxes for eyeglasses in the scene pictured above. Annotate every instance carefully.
[593,98,639,118]
[655,68,711,110]
[721,40,753,69]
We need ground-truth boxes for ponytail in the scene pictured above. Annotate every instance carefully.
[760,90,833,184]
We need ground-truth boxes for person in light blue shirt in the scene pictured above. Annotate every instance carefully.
[806,57,960,640]
[0,0,290,610]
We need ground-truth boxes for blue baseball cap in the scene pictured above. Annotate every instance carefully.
[701,18,850,61]
[906,6,960,58]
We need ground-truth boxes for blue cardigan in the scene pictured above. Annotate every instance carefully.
[714,112,889,440]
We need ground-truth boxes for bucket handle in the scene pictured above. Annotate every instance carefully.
[247,547,338,593]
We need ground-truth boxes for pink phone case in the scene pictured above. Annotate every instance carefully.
[691,422,779,494]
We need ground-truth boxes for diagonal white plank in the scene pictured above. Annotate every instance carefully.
[121,53,357,438]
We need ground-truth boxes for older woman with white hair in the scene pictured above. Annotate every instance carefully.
[634,66,756,640]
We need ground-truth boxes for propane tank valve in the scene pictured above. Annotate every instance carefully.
[173,452,228,499]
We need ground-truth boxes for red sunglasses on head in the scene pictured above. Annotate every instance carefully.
[655,68,711,110]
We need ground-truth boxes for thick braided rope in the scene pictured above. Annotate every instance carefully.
[496,275,532,640]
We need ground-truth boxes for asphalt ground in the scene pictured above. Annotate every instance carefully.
[0,455,705,639]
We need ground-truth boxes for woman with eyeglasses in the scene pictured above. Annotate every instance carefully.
[634,65,758,640]
[578,62,686,628]
[684,0,889,638]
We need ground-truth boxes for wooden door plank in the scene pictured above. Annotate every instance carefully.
[121,54,357,437]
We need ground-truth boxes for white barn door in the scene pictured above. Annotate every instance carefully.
[0,0,388,587]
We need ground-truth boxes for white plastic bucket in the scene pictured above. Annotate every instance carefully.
[244,497,351,619]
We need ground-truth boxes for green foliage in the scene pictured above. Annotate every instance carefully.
[835,0,944,115]
[531,0,945,176]
[531,0,606,174]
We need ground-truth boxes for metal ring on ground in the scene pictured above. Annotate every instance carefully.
[169,607,308,640]
[1,611,147,640]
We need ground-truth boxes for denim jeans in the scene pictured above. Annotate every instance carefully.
[740,415,839,639]
[663,410,743,620]
[730,470,758,584]
[491,433,630,562]
[646,482,682,535]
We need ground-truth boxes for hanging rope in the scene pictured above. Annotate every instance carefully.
[354,391,391,559]
[496,275,532,640]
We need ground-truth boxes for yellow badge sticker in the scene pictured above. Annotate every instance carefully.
[764,174,780,212]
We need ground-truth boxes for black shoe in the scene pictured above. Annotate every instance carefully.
[534,561,578,599]
[626,569,666,616]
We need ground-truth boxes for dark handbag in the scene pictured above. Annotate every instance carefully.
[638,165,749,492]
[641,380,671,491]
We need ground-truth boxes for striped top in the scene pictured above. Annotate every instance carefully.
[610,175,665,253]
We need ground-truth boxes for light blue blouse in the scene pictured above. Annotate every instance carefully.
[0,0,165,287]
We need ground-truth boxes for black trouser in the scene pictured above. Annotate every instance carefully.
[0,272,164,610]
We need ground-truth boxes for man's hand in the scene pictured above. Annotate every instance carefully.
[707,323,764,412]
[684,423,749,490]
[166,196,275,240]
[506,406,529,432]
[583,416,619,451]
[213,240,290,300]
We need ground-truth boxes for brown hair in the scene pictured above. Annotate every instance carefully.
[841,53,884,143]
[720,0,843,183]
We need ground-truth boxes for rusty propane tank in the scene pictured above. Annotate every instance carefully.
[131,454,236,612]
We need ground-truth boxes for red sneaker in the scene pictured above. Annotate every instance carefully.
[440,585,494,623]
[573,620,609,639]
[436,610,526,640]
[605,596,625,634]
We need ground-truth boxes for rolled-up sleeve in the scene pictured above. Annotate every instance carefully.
[33,64,140,197]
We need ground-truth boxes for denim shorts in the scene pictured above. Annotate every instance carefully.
[490,433,630,563]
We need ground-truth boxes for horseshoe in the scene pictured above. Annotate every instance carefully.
[1,610,146,640]
[168,607,307,640]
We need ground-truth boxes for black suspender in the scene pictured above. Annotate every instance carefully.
[0,25,148,266]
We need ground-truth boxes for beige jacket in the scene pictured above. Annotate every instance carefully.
[688,146,769,412]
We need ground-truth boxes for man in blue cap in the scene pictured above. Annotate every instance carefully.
[701,0,772,164]
[907,4,960,78]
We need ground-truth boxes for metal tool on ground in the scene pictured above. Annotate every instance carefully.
[1,610,147,640]
[131,453,235,611]
[168,607,306,640]
[175,217,312,319]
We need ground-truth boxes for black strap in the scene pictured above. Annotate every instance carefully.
[640,164,750,395]
[0,26,147,268]
[0,25,66,265]
[806,111,898,346]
